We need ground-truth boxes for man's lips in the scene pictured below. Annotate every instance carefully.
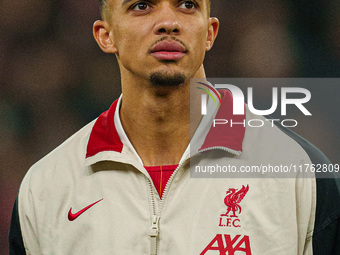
[150,41,187,61]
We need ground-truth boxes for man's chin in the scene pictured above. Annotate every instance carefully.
[150,71,186,87]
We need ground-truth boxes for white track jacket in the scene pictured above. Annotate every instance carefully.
[9,90,340,255]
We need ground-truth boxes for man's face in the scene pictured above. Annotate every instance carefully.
[96,0,218,86]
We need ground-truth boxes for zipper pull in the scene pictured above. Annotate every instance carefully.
[149,215,160,255]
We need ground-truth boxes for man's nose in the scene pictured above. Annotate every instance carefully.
[153,5,182,35]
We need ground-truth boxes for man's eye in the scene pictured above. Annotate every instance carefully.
[179,1,197,9]
[132,2,150,11]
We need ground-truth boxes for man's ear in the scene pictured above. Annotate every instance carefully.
[93,20,118,54]
[205,17,219,51]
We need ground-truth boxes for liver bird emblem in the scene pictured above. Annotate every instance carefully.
[220,185,249,217]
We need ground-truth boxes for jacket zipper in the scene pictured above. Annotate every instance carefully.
[149,214,160,255]
[147,161,184,255]
[147,147,240,254]
[148,179,159,255]
[198,146,241,157]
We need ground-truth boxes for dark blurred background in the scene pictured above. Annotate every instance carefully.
[1,0,340,253]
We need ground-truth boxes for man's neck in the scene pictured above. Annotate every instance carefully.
[119,69,205,166]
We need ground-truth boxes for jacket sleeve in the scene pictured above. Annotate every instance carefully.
[9,170,43,255]
[289,133,340,254]
[297,135,340,255]
[294,142,340,254]
[312,176,340,254]
[271,120,340,254]
[9,196,26,255]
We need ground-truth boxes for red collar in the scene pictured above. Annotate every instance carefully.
[198,89,245,152]
[86,90,245,159]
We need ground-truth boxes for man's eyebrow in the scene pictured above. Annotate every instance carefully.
[122,0,204,4]
[122,0,134,5]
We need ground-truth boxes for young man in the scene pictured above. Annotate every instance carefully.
[9,0,340,254]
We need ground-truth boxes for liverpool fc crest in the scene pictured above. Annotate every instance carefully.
[221,185,249,217]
